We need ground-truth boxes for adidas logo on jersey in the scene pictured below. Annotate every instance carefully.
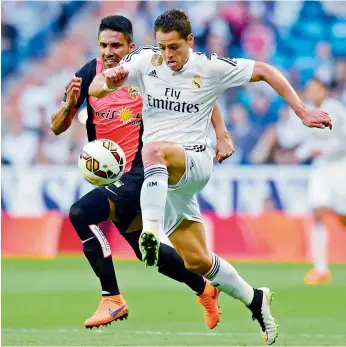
[148,70,158,78]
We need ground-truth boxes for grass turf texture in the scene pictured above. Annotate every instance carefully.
[2,257,346,346]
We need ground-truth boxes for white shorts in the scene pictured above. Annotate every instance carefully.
[308,161,346,214]
[164,144,214,236]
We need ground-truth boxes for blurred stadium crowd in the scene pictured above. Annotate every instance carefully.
[2,1,346,166]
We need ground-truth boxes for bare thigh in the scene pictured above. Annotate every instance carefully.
[142,141,186,185]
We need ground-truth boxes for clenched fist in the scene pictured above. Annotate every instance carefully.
[216,133,235,163]
[102,66,129,90]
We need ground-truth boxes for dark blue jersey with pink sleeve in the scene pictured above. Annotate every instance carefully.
[64,59,145,233]
[64,58,143,172]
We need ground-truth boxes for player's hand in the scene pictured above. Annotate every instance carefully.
[102,66,129,90]
[216,133,235,163]
[299,108,332,130]
[65,77,82,108]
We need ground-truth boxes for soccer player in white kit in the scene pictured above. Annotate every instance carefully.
[90,9,332,345]
[294,78,346,285]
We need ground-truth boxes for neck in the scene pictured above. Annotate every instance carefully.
[177,50,191,72]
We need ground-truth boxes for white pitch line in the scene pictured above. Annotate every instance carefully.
[2,328,345,340]
[134,331,345,340]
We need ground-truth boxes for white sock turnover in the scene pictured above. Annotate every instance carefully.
[141,164,168,234]
[204,253,254,305]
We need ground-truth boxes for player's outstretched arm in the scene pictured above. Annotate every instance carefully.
[211,103,234,163]
[250,62,332,130]
[89,66,129,98]
[88,72,114,98]
[51,77,81,135]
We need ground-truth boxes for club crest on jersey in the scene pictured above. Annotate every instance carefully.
[128,86,140,100]
[151,53,163,66]
[192,75,203,89]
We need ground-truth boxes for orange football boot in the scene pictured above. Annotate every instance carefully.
[304,269,332,285]
[196,281,221,329]
[85,294,128,329]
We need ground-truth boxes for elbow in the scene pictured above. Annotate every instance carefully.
[89,82,109,98]
[89,84,98,97]
[50,125,62,136]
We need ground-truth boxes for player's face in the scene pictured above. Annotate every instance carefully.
[156,30,194,71]
[99,30,135,69]
[305,80,327,105]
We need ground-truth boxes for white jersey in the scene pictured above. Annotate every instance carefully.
[295,98,346,166]
[120,46,254,145]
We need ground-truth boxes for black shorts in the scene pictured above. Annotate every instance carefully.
[97,167,144,234]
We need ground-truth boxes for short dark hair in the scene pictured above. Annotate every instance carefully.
[154,8,192,40]
[98,15,133,43]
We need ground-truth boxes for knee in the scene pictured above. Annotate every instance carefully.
[183,254,212,275]
[69,202,86,224]
[142,142,166,165]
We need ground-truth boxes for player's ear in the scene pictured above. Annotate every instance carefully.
[187,33,194,47]
[129,42,136,52]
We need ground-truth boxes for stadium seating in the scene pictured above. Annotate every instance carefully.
[1,1,345,166]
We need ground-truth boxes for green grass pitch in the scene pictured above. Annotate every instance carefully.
[2,257,346,346]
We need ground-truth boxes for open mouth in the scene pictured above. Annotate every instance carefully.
[167,60,177,67]
[104,58,118,65]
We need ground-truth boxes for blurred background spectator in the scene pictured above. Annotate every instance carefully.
[1,0,345,167]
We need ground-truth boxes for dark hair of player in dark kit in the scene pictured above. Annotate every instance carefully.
[98,15,133,43]
[154,8,192,40]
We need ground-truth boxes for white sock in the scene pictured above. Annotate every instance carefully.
[204,253,254,305]
[141,164,168,234]
[312,222,329,272]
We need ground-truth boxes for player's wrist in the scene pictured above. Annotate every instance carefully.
[216,130,230,140]
[293,103,307,119]
[103,82,117,92]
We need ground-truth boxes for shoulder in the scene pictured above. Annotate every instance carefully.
[211,53,239,67]
[193,52,237,64]
[192,52,214,65]
[75,58,97,78]
[192,52,240,71]
[190,52,214,73]
[191,52,235,77]
[122,45,160,63]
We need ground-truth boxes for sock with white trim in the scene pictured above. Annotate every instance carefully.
[204,253,254,305]
[69,189,120,296]
[141,164,169,235]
